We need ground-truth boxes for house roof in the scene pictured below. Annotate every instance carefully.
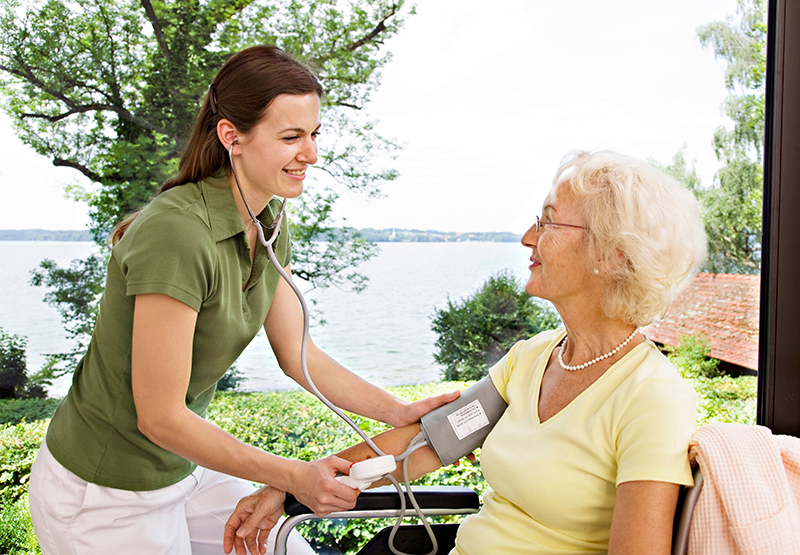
[642,273,760,371]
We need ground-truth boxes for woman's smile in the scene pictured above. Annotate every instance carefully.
[284,168,307,176]
[232,93,321,204]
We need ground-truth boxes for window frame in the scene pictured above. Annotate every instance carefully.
[757,0,800,435]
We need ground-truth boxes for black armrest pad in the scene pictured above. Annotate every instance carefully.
[285,486,480,516]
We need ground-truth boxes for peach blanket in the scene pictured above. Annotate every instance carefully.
[688,422,800,554]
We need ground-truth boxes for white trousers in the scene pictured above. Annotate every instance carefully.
[28,441,314,555]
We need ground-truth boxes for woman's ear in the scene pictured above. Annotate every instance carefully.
[596,247,628,277]
[216,119,239,152]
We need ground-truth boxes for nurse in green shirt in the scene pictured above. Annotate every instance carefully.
[28,45,458,555]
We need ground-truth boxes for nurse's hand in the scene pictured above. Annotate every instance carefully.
[290,456,359,517]
[389,390,461,428]
[224,486,285,555]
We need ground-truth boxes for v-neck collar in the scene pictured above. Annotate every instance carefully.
[533,330,647,427]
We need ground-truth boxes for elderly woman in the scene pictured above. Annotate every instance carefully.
[227,150,706,555]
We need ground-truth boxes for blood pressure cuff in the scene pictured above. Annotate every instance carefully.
[419,376,508,466]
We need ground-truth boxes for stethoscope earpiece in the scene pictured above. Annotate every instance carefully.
[227,139,286,245]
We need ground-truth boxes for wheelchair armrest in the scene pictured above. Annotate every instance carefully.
[285,485,480,516]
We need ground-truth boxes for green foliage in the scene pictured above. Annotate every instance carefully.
[431,271,560,381]
[653,146,702,193]
[699,156,763,274]
[216,368,245,393]
[215,365,245,393]
[0,329,28,399]
[2,0,415,378]
[0,398,59,426]
[0,419,47,555]
[0,493,41,555]
[0,329,45,400]
[0,419,47,503]
[667,335,757,425]
[668,334,722,379]
[693,0,766,274]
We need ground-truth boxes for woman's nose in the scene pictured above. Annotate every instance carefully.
[298,138,318,165]
[521,223,538,247]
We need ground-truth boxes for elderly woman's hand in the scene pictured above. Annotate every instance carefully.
[224,486,286,555]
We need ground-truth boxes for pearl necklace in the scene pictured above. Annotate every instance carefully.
[558,329,639,371]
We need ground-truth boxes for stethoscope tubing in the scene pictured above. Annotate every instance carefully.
[227,142,437,555]
[227,141,386,455]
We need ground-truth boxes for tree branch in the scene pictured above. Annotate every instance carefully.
[21,104,126,122]
[52,157,104,183]
[344,4,399,52]
[0,59,174,137]
[140,0,170,59]
[332,101,361,110]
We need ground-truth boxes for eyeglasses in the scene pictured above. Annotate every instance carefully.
[534,215,587,233]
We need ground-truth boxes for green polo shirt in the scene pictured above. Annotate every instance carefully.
[45,173,291,491]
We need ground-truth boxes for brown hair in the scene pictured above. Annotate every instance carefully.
[110,45,323,245]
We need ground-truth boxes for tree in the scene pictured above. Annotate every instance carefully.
[0,328,45,399]
[431,271,561,382]
[28,255,106,382]
[694,0,766,274]
[0,0,410,374]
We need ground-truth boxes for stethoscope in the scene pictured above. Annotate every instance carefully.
[227,141,437,555]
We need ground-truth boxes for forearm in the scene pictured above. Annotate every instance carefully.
[337,424,443,485]
[265,272,459,428]
[284,340,409,427]
[139,406,358,516]
[139,407,299,492]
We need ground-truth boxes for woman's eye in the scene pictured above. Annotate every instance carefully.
[282,136,299,142]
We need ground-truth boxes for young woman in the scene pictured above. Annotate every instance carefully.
[28,45,457,555]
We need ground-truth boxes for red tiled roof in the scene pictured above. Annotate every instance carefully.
[642,273,760,371]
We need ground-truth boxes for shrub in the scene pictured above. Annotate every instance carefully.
[0,419,45,553]
[667,335,757,425]
[0,329,46,400]
[216,365,245,392]
[0,398,60,426]
[0,420,48,503]
[431,271,560,381]
[0,493,41,555]
[668,334,722,379]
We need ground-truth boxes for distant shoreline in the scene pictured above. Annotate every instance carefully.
[0,228,520,243]
[0,229,94,242]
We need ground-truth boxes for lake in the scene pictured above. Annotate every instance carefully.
[0,240,533,397]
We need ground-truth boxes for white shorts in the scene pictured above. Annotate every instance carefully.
[28,440,314,555]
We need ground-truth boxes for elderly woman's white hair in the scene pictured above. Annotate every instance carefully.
[551,150,707,328]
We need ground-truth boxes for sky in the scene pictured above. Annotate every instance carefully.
[0,0,738,235]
